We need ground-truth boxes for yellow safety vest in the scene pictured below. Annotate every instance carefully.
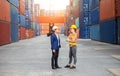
[68,33,77,46]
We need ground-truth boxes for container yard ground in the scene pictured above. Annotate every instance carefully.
[0,35,120,76]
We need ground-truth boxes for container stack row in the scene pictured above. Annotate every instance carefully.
[79,0,90,39]
[89,0,100,41]
[99,0,120,44]
[0,0,41,46]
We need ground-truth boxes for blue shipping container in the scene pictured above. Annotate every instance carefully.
[90,24,100,40]
[26,10,31,19]
[11,24,19,42]
[117,18,120,44]
[89,0,99,10]
[79,12,89,27]
[79,0,90,12]
[10,4,18,24]
[19,14,25,27]
[100,19,117,44]
[25,19,31,28]
[79,25,90,39]
[89,7,99,25]
[7,0,18,8]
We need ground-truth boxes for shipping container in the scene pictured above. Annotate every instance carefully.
[25,0,33,10]
[10,4,18,24]
[90,24,100,41]
[26,10,31,19]
[79,12,89,27]
[79,0,89,12]
[0,21,11,45]
[75,17,79,28]
[19,14,25,27]
[19,26,26,40]
[100,19,117,44]
[89,0,99,10]
[11,24,19,42]
[79,25,90,39]
[25,19,31,28]
[19,0,25,15]
[116,0,120,17]
[100,0,115,21]
[117,18,120,44]
[7,0,18,8]
[89,7,99,25]
[31,22,36,29]
[0,0,10,22]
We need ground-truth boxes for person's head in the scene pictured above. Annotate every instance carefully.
[70,25,77,33]
[52,26,59,34]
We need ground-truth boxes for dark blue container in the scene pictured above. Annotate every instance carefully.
[10,4,18,24]
[79,0,90,12]
[100,19,117,44]
[25,10,31,19]
[11,24,19,42]
[89,0,99,10]
[90,24,100,40]
[7,0,18,8]
[19,14,25,27]
[89,7,99,25]
[25,19,31,29]
[79,12,89,27]
[79,25,90,39]
[117,18,120,44]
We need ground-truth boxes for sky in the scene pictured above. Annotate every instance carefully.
[34,0,70,10]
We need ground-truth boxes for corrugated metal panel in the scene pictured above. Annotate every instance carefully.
[117,18,120,44]
[0,21,11,45]
[89,0,99,10]
[100,19,117,44]
[10,4,18,24]
[11,24,19,42]
[19,14,25,27]
[79,12,89,27]
[19,0,25,15]
[100,0,115,21]
[90,24,100,41]
[0,0,10,22]
[7,0,18,8]
[79,25,90,39]
[89,7,99,25]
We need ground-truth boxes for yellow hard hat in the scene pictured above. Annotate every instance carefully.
[70,25,77,29]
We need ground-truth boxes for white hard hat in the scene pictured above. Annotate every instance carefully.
[52,26,58,31]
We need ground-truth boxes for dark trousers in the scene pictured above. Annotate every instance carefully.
[51,49,59,68]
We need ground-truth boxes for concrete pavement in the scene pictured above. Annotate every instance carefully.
[0,35,120,76]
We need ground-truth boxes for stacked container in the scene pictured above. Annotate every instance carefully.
[89,0,100,41]
[79,0,90,39]
[8,0,19,42]
[0,0,11,45]
[100,0,120,44]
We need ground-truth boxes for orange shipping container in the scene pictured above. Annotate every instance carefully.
[100,0,115,21]
[19,0,25,15]
[0,0,10,22]
[0,21,11,45]
[116,0,120,17]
